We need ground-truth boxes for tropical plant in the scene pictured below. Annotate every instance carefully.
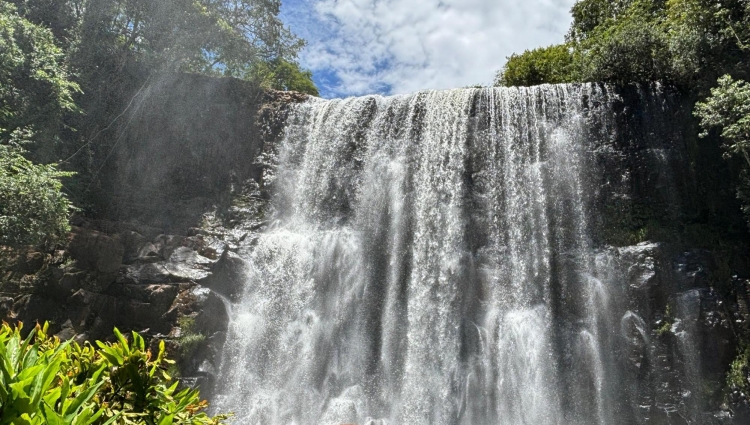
[0,322,112,425]
[0,322,229,425]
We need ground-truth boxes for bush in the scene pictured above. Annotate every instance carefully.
[0,145,74,247]
[0,321,229,425]
[495,44,576,87]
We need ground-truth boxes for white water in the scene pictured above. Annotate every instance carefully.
[211,85,693,424]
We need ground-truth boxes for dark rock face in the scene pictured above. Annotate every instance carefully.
[67,227,125,275]
[0,75,300,393]
[0,223,243,389]
[100,73,271,234]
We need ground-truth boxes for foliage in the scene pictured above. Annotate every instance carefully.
[695,75,750,163]
[496,0,750,88]
[0,322,110,425]
[0,2,79,145]
[1,0,317,215]
[655,304,674,337]
[251,59,320,96]
[176,316,205,361]
[696,75,750,227]
[0,145,74,247]
[0,321,229,425]
[495,44,576,87]
[567,0,638,42]
[727,344,750,394]
[573,1,671,84]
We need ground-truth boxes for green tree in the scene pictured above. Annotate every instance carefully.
[0,145,74,247]
[495,44,576,87]
[567,0,638,42]
[0,2,79,145]
[696,75,750,163]
[0,4,76,247]
[696,75,750,228]
[252,58,319,96]
[574,1,671,84]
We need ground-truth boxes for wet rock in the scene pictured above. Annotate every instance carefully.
[55,271,86,296]
[0,297,14,320]
[619,242,661,289]
[673,250,714,292]
[107,284,180,313]
[199,250,247,301]
[13,294,64,327]
[118,263,173,284]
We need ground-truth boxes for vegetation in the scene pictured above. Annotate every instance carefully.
[0,2,79,146]
[0,321,228,425]
[495,44,575,87]
[0,145,74,247]
[496,0,750,89]
[727,344,750,396]
[0,0,319,246]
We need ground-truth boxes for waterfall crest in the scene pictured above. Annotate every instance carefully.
[212,85,689,425]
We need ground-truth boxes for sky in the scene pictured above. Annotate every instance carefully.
[280,0,577,98]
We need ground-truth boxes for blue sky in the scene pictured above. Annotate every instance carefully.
[280,0,576,99]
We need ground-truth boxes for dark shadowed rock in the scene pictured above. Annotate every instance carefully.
[618,242,662,290]
[67,227,124,274]
[199,250,247,301]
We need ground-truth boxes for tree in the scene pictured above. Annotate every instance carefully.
[495,44,576,87]
[0,145,74,247]
[0,4,76,247]
[574,1,671,84]
[696,75,750,164]
[252,58,319,96]
[0,2,79,146]
[567,0,638,42]
[695,74,750,228]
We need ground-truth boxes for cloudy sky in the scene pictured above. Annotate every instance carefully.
[280,0,577,98]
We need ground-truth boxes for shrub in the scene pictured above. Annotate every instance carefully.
[0,145,74,247]
[0,321,229,425]
[495,44,576,87]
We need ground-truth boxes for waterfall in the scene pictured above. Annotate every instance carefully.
[211,85,689,425]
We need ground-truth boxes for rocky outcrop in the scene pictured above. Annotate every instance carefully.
[0,220,250,389]
[0,74,301,388]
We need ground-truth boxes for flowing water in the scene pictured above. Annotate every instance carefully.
[212,85,693,424]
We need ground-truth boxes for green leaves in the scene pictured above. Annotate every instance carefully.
[495,44,576,87]
[0,2,79,144]
[0,322,230,425]
[696,75,750,162]
[496,0,750,87]
[0,144,74,247]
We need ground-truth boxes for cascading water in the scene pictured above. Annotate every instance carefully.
[211,85,697,425]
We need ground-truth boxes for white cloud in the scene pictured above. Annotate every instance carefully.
[282,0,576,98]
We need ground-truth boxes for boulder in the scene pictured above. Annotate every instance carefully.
[618,242,662,290]
[67,227,124,274]
[199,250,247,301]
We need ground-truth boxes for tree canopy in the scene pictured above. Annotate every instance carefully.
[0,2,79,145]
[0,0,319,247]
[496,0,750,89]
